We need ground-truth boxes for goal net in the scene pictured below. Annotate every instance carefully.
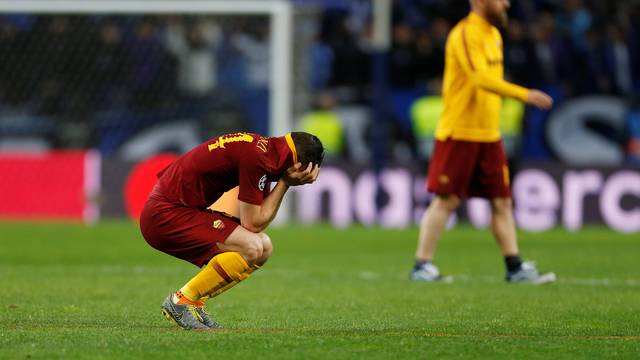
[0,0,318,156]
[0,0,319,222]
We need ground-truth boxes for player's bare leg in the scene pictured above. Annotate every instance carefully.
[220,231,273,266]
[490,197,556,284]
[415,195,460,260]
[411,195,459,281]
[490,197,519,256]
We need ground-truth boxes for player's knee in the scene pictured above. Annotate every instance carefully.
[435,195,460,211]
[241,236,264,264]
[259,233,273,259]
[491,198,513,214]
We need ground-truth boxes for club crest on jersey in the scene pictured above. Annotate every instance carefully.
[258,174,267,191]
[213,220,225,230]
[208,133,254,151]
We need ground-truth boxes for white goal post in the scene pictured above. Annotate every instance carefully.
[0,0,294,137]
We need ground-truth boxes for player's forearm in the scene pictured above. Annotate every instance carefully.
[260,180,289,225]
[471,72,530,102]
[250,180,289,232]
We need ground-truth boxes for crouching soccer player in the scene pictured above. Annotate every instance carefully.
[140,132,323,330]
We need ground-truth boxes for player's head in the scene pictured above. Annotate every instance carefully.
[470,0,510,29]
[291,131,325,167]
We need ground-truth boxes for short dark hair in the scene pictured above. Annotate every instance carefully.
[291,131,324,167]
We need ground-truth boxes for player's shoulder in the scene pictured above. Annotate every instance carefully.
[447,17,476,44]
[491,27,503,40]
[448,19,466,39]
[204,132,258,150]
[233,132,271,162]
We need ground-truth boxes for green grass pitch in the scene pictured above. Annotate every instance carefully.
[1,221,639,359]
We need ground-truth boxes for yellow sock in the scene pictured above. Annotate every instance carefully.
[179,252,255,302]
[198,264,261,301]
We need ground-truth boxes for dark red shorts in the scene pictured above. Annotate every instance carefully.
[427,138,511,199]
[139,195,240,267]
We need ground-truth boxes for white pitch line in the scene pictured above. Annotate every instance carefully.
[10,265,639,288]
[557,277,640,287]
[353,272,640,288]
[454,275,640,287]
[264,269,640,288]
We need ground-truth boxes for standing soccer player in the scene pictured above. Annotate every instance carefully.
[140,132,323,330]
[410,0,556,283]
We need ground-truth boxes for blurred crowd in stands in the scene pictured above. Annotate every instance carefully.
[0,15,271,152]
[308,0,640,164]
[313,0,640,96]
[1,0,639,164]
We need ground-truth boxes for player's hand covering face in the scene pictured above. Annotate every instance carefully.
[283,162,320,186]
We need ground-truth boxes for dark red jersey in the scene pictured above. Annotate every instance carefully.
[152,132,295,208]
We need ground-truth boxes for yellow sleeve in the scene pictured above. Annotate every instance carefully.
[453,26,530,102]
